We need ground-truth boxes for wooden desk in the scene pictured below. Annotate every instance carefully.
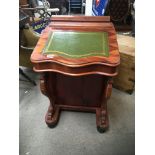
[31,16,120,133]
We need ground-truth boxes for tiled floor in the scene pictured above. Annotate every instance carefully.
[19,68,135,155]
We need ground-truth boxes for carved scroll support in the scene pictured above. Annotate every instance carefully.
[105,78,113,100]
[96,77,113,133]
[40,73,60,127]
[40,74,48,96]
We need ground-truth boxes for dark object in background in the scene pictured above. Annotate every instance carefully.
[106,0,130,22]
[19,10,29,28]
[69,0,82,14]
[28,0,39,7]
[48,0,69,14]
[63,0,69,13]
[131,1,135,37]
[105,0,134,31]
[20,0,28,5]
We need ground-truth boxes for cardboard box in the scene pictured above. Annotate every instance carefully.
[113,34,135,94]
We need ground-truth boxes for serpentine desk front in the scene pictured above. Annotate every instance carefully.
[31,16,120,133]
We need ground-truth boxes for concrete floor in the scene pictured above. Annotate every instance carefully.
[19,68,135,155]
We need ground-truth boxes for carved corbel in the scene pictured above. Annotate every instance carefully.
[105,78,113,99]
[40,74,48,96]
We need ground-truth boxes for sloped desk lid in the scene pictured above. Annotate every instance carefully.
[31,16,120,76]
[43,31,109,58]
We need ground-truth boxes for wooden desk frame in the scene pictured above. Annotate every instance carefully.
[31,16,120,133]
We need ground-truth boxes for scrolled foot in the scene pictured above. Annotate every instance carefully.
[97,126,107,133]
[47,122,58,128]
[45,105,60,128]
[96,108,109,133]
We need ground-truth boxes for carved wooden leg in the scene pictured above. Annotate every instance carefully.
[40,73,60,128]
[96,78,113,133]
[45,104,60,128]
[96,103,109,133]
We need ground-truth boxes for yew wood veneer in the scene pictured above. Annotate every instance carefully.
[31,16,120,133]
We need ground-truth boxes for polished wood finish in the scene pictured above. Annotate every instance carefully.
[31,16,120,133]
[51,15,111,22]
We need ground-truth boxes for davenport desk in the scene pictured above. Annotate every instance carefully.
[31,16,120,133]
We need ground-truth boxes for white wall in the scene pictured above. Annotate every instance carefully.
[85,0,93,15]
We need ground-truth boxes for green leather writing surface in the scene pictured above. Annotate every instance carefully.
[43,31,109,58]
